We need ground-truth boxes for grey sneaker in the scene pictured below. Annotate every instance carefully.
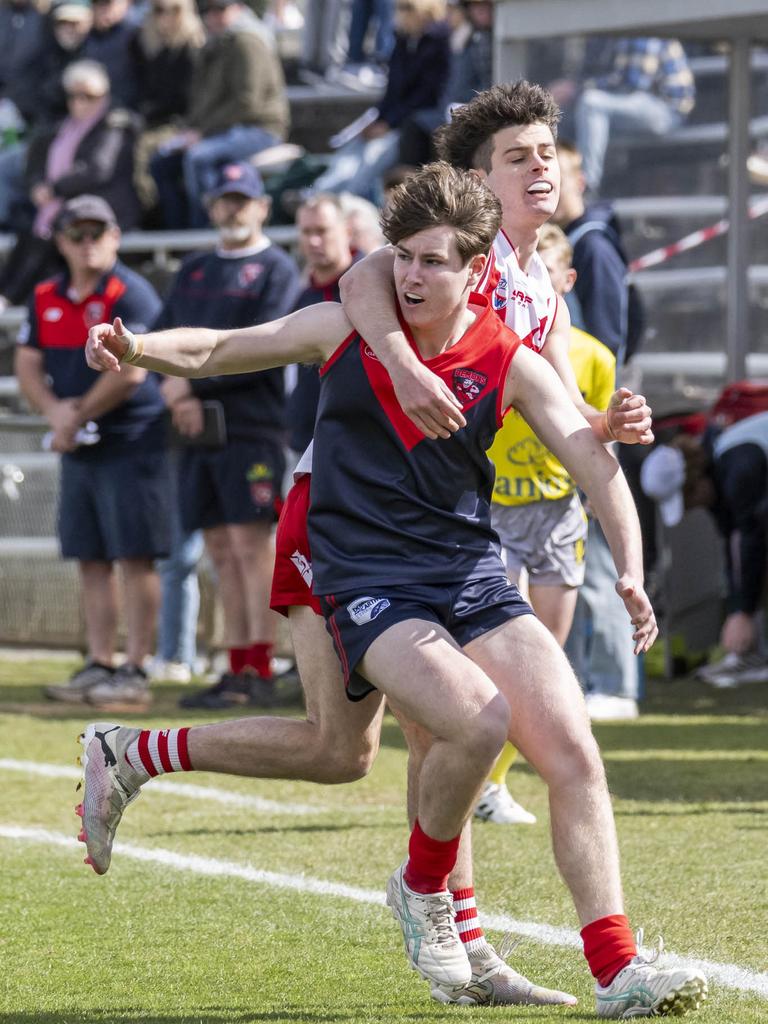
[596,942,707,1018]
[76,722,146,874]
[385,861,471,987]
[697,651,768,688]
[86,663,152,710]
[44,661,114,703]
[431,939,577,1006]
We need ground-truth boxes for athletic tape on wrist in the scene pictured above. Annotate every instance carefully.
[121,331,144,365]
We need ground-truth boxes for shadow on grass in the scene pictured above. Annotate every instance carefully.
[151,822,390,838]
[0,1013,362,1023]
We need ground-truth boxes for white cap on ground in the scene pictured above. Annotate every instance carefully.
[640,445,686,527]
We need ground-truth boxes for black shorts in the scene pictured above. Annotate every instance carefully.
[59,448,171,561]
[320,576,534,701]
[178,436,285,532]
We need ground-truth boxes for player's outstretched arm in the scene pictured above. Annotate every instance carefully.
[339,248,466,439]
[542,303,654,445]
[505,347,657,653]
[85,304,349,378]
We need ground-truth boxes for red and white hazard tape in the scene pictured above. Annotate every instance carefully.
[628,195,768,272]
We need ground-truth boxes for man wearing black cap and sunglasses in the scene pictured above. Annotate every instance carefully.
[14,194,170,709]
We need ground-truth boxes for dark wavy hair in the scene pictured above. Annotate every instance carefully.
[380,162,502,264]
[435,80,561,172]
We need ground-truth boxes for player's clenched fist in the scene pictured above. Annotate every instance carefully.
[85,316,135,372]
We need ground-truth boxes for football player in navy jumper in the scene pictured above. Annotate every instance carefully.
[78,164,703,1018]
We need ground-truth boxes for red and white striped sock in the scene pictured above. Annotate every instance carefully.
[452,887,486,956]
[125,728,193,779]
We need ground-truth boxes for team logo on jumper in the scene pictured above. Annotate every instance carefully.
[84,301,106,329]
[247,462,274,507]
[493,274,508,310]
[452,368,488,403]
[347,596,390,625]
[363,345,379,360]
[43,307,63,322]
[290,550,313,587]
[239,263,263,287]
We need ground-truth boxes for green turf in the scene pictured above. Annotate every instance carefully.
[0,657,766,1023]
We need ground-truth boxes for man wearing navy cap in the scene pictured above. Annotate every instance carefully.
[155,162,301,707]
[14,194,169,707]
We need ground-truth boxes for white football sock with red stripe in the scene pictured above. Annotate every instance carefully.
[125,728,192,779]
[452,886,486,956]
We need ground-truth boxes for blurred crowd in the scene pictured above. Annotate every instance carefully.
[4,0,766,733]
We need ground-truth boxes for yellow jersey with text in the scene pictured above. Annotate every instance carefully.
[489,327,616,506]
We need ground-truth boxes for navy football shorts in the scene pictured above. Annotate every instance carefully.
[320,576,534,701]
[179,436,285,531]
[58,448,171,561]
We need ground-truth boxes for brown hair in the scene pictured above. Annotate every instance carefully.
[380,161,501,263]
[435,80,560,172]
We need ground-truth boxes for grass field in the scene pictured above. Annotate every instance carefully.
[1,655,767,1024]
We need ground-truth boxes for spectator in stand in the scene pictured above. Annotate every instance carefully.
[287,192,356,458]
[0,61,140,310]
[398,0,493,167]
[339,191,386,254]
[0,0,93,229]
[311,0,451,202]
[345,0,394,72]
[150,0,288,228]
[130,0,205,217]
[553,139,632,364]
[83,0,141,111]
[14,194,168,708]
[642,415,768,690]
[35,0,95,127]
[0,0,48,134]
[152,162,301,709]
[573,37,695,193]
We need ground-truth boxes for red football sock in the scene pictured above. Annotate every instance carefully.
[125,727,193,778]
[452,887,485,954]
[245,642,273,680]
[229,646,249,674]
[581,914,637,986]
[403,819,460,894]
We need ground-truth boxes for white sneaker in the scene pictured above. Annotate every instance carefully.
[385,861,471,987]
[596,943,707,1018]
[146,658,192,684]
[76,722,147,874]
[473,783,536,825]
[586,693,640,721]
[697,651,768,688]
[431,939,577,1006]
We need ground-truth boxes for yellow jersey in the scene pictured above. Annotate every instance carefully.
[489,327,616,506]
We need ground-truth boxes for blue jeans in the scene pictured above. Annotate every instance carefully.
[312,129,400,203]
[151,125,279,228]
[575,88,682,192]
[347,0,394,64]
[156,453,204,665]
[565,518,641,700]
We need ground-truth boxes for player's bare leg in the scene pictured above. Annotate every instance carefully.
[394,704,576,1007]
[77,606,385,874]
[188,607,384,781]
[361,619,508,988]
[465,614,707,1015]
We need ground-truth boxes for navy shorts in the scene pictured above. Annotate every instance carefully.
[178,436,285,532]
[320,576,534,701]
[58,448,171,561]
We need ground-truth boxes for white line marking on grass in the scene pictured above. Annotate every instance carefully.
[0,759,324,815]
[2,824,767,999]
